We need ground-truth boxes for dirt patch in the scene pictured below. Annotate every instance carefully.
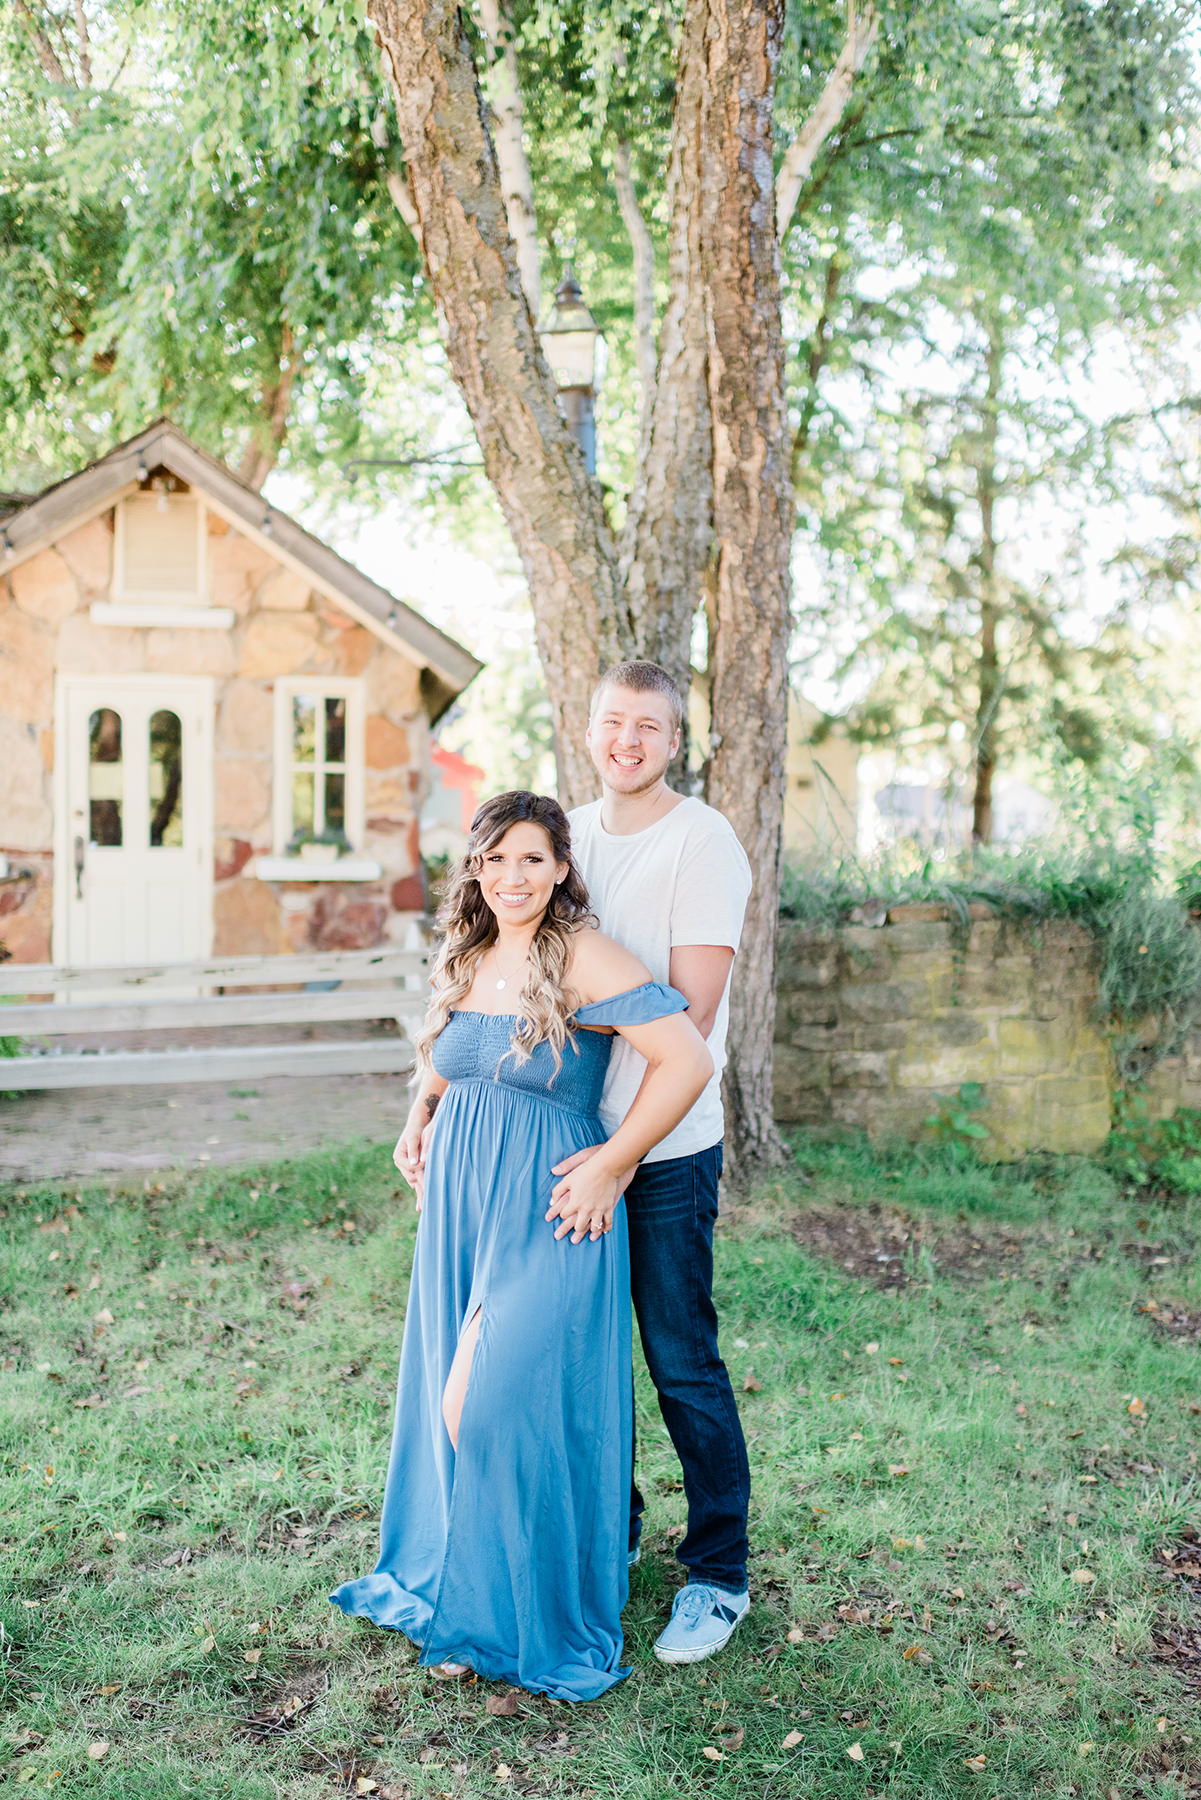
[1153,1531,1201,1702]
[787,1201,1029,1289]
[1136,1298,1201,1343]
[237,1663,329,1740]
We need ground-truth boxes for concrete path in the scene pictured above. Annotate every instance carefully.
[0,1071,407,1184]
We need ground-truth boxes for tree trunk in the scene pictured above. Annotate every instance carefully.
[700,0,793,1183]
[369,0,628,804]
[618,0,717,750]
[971,321,1004,845]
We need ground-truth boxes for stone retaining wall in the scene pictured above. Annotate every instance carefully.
[772,910,1116,1157]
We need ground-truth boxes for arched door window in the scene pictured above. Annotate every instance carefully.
[149,710,184,847]
[88,708,123,846]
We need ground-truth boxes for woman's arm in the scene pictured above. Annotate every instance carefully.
[548,1007,713,1243]
[393,1067,449,1208]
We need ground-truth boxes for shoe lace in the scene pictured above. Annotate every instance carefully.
[676,1584,717,1624]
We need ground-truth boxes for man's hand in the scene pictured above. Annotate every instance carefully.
[547,1145,636,1244]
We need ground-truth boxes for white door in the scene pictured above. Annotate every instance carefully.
[59,676,213,966]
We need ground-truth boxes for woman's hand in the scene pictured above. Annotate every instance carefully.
[547,1151,623,1244]
[394,1108,439,1211]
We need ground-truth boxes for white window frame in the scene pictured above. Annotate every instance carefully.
[272,677,366,855]
[113,491,208,603]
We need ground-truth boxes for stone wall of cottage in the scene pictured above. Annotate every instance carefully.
[0,504,429,962]
[772,908,1116,1158]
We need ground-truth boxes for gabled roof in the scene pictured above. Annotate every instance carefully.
[0,420,482,721]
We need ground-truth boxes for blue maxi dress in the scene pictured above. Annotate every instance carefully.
[330,980,689,1703]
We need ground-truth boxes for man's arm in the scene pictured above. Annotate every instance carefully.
[669,943,736,1042]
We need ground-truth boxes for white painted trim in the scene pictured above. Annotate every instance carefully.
[271,676,366,855]
[90,601,235,629]
[53,672,216,968]
[113,492,208,603]
[253,856,382,882]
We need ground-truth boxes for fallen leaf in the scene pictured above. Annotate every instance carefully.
[495,1765,512,1784]
[99,1684,120,1696]
[889,1357,904,1366]
[1078,1742,1094,1755]
[720,1727,744,1751]
[786,1626,804,1643]
[486,1692,519,1716]
[701,1746,724,1762]
[93,1308,115,1326]
[847,1741,864,1761]
[782,1729,805,1748]
[198,1636,216,1653]
[743,1375,763,1392]
[87,1742,109,1760]
[864,1342,879,1354]
[964,1753,987,1771]
[888,1464,910,1477]
[1069,1569,1096,1585]
[1157,1716,1168,1733]
[356,1781,378,1796]
[243,1648,262,1664]
[1128,1396,1146,1416]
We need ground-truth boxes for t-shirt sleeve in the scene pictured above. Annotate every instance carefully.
[670,817,752,950]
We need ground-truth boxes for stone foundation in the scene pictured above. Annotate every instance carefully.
[773,908,1114,1157]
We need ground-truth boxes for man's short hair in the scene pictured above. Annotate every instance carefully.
[591,660,684,734]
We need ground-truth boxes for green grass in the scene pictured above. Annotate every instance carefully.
[1,1136,1199,1798]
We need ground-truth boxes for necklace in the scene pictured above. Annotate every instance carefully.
[489,945,528,993]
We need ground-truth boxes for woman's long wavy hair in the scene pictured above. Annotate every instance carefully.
[415,791,595,1074]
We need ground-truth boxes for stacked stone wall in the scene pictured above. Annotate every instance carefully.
[772,909,1114,1157]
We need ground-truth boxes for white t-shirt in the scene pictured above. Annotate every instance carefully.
[569,795,752,1162]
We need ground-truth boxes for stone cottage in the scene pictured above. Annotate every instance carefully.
[0,420,481,966]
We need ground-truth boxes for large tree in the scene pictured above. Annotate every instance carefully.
[366,0,804,1179]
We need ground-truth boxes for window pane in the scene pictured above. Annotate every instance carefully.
[292,695,317,762]
[291,771,315,837]
[324,696,346,763]
[324,772,346,837]
[149,710,184,847]
[88,707,123,846]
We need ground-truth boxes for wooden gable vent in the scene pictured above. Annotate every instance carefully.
[115,481,206,602]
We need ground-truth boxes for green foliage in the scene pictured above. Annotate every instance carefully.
[923,1080,990,1153]
[1106,1091,1201,1196]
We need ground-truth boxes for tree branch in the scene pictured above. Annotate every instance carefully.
[612,139,657,428]
[13,0,71,84]
[238,321,303,492]
[369,0,626,802]
[477,0,542,318]
[776,0,880,234]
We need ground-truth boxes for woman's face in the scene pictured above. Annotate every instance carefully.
[476,821,568,928]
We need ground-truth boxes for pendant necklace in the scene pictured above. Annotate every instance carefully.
[490,946,528,993]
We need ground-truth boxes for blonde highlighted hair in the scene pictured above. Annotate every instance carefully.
[415,791,595,1075]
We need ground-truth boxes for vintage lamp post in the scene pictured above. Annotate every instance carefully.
[538,265,603,475]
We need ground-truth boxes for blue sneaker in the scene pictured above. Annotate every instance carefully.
[627,1544,641,1568]
[653,1583,750,1664]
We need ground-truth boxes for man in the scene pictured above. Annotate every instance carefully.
[548,659,752,1667]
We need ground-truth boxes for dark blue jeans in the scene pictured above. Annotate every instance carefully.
[625,1142,750,1593]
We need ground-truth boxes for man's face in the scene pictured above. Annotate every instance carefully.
[586,683,681,796]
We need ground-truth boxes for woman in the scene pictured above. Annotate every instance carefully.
[330,791,712,1702]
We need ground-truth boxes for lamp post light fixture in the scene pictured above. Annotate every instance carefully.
[539,264,603,475]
